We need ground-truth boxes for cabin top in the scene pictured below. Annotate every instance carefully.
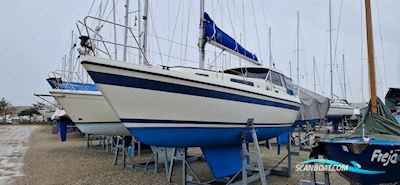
[223,66,285,77]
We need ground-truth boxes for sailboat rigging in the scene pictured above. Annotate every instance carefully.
[80,1,300,179]
[311,1,400,184]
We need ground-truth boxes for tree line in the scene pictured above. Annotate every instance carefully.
[0,97,13,121]
[0,97,54,122]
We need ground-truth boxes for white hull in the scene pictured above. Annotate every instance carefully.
[50,89,131,136]
[81,56,301,129]
[327,102,354,118]
[75,123,130,136]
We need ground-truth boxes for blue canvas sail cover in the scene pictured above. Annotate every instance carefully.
[203,12,261,65]
[47,78,98,91]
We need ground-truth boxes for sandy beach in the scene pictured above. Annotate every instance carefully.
[2,125,349,185]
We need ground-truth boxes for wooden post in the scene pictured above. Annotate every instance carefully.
[365,0,378,113]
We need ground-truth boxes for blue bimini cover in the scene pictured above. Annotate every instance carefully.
[203,12,260,65]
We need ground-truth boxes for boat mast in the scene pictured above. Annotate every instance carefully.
[137,0,142,64]
[329,0,333,100]
[365,0,378,113]
[142,0,149,61]
[313,56,316,92]
[268,27,273,67]
[296,12,300,87]
[342,54,346,100]
[112,0,118,60]
[123,0,130,62]
[198,0,205,69]
[68,30,74,82]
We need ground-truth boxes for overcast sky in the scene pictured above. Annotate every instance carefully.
[1,0,399,106]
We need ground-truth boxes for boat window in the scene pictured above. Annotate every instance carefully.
[331,99,349,104]
[245,68,269,79]
[246,72,267,79]
[230,78,254,86]
[224,68,269,80]
[195,73,209,77]
[271,72,283,86]
[283,77,294,95]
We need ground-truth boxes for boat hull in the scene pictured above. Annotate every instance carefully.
[326,105,354,122]
[75,122,130,136]
[127,126,290,147]
[50,89,131,136]
[81,56,300,147]
[320,138,400,185]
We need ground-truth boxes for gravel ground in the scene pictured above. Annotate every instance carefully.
[14,126,349,185]
[0,125,38,184]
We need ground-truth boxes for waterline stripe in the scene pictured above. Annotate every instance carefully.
[121,118,291,127]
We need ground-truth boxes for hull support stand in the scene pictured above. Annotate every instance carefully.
[113,136,134,166]
[298,162,330,185]
[86,134,105,148]
[182,118,269,185]
[238,118,268,185]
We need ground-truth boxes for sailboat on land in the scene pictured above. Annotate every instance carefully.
[311,0,400,184]
[81,4,301,179]
[46,2,138,137]
[46,31,130,137]
[47,73,131,136]
[325,0,354,128]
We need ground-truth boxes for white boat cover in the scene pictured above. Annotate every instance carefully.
[51,108,66,120]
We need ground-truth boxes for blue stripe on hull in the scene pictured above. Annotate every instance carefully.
[126,126,289,147]
[121,118,289,126]
[87,71,299,111]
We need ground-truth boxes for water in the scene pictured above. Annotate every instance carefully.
[0,125,37,184]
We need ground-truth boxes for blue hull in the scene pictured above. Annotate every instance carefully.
[127,126,289,148]
[127,126,290,179]
[321,138,400,184]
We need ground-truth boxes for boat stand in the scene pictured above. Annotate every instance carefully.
[269,127,293,178]
[175,119,291,185]
[86,134,105,148]
[131,136,142,158]
[292,123,314,151]
[130,147,173,174]
[298,164,330,185]
[235,122,268,185]
[338,117,351,134]
[113,136,134,166]
[115,139,177,174]
[103,136,118,153]
[166,148,202,185]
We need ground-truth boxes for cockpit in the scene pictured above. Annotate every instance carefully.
[223,67,295,95]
